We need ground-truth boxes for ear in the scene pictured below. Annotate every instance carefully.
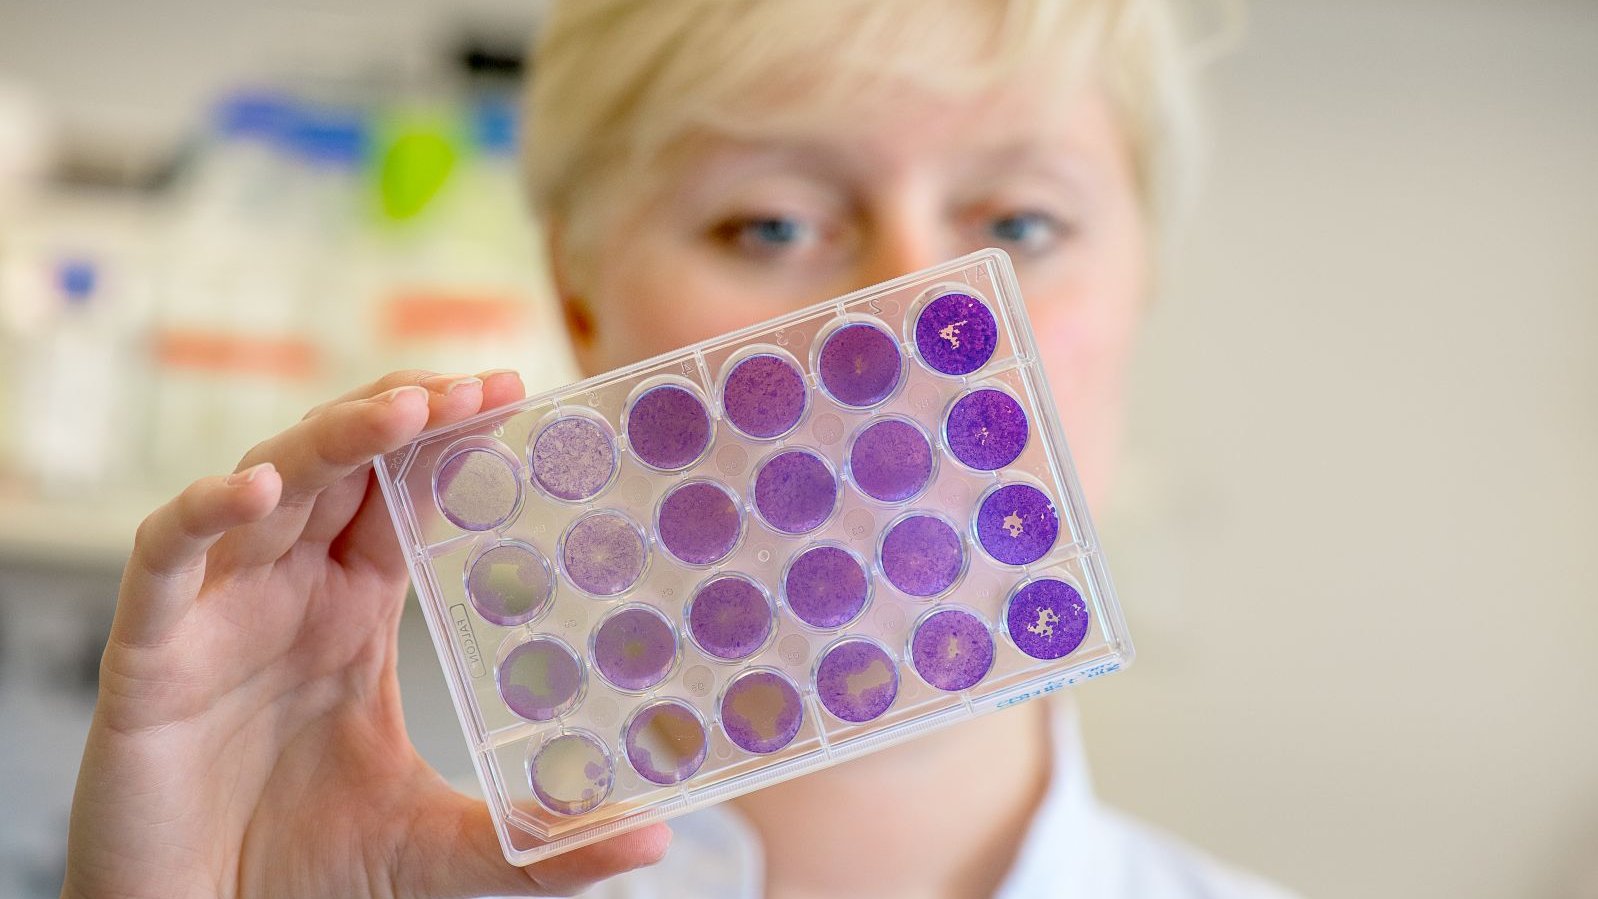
[546,217,600,376]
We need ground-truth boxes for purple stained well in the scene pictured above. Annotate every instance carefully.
[657,480,743,566]
[434,444,521,531]
[879,513,965,597]
[561,511,647,597]
[848,417,934,504]
[1006,578,1090,661]
[817,321,903,408]
[914,291,999,376]
[687,575,774,661]
[719,669,804,755]
[910,608,994,692]
[466,541,555,627]
[974,483,1060,566]
[753,448,838,535]
[814,638,899,723]
[591,605,678,692]
[626,383,713,471]
[783,544,870,629]
[722,352,808,439]
[943,388,1029,471]
[530,731,613,816]
[498,636,583,721]
[531,415,616,502]
[624,699,709,786]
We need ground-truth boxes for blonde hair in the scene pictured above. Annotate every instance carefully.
[525,0,1201,277]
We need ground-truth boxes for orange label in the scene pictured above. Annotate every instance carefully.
[382,291,526,339]
[154,330,321,380]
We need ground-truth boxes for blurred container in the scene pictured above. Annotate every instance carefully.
[4,79,571,499]
[147,93,367,484]
[362,92,570,388]
[11,259,127,494]
[0,80,55,482]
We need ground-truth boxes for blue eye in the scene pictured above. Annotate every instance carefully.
[744,217,805,245]
[720,216,811,251]
[712,214,819,261]
[986,212,1065,254]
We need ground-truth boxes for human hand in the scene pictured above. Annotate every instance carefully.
[62,370,669,899]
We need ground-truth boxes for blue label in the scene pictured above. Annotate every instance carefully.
[995,661,1121,710]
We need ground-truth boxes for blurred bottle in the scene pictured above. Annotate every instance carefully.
[0,80,54,482]
[147,91,367,485]
[363,92,571,391]
[12,258,125,494]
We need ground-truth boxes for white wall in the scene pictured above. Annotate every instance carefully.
[1080,2,1598,897]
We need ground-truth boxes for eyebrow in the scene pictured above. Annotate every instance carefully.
[664,130,1103,214]
[661,139,856,213]
[955,139,1103,196]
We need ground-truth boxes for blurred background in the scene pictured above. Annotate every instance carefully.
[0,1,1592,897]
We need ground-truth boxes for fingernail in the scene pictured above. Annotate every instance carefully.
[479,368,521,380]
[422,374,482,395]
[226,462,274,486]
[376,385,428,405]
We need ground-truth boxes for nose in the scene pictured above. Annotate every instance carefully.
[847,186,947,291]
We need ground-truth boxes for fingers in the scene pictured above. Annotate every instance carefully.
[217,385,434,567]
[303,368,523,420]
[243,385,434,494]
[398,788,670,898]
[222,369,526,569]
[335,369,527,575]
[301,368,436,419]
[293,376,481,544]
[300,369,523,551]
[114,463,282,646]
[522,826,673,896]
[476,368,526,409]
[256,369,524,502]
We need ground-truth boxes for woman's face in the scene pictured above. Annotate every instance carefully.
[555,78,1147,502]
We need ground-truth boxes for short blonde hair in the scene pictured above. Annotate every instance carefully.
[525,0,1199,277]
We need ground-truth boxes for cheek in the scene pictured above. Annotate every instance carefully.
[1022,262,1142,503]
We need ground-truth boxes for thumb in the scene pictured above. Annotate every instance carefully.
[396,786,672,898]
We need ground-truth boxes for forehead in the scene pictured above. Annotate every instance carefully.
[655,78,1126,192]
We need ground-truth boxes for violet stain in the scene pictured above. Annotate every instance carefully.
[719,669,804,754]
[974,483,1060,566]
[817,321,903,408]
[848,417,934,504]
[910,608,994,692]
[434,444,521,531]
[626,383,713,471]
[879,513,964,597]
[497,636,583,721]
[529,731,612,816]
[657,480,743,566]
[687,574,774,661]
[560,510,648,597]
[591,605,678,692]
[1005,578,1090,661]
[753,448,838,535]
[782,544,869,629]
[722,352,808,439]
[914,291,998,376]
[623,699,709,786]
[530,414,616,502]
[814,638,899,723]
[466,540,555,627]
[943,388,1029,471]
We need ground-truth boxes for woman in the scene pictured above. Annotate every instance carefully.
[61,1,1293,896]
